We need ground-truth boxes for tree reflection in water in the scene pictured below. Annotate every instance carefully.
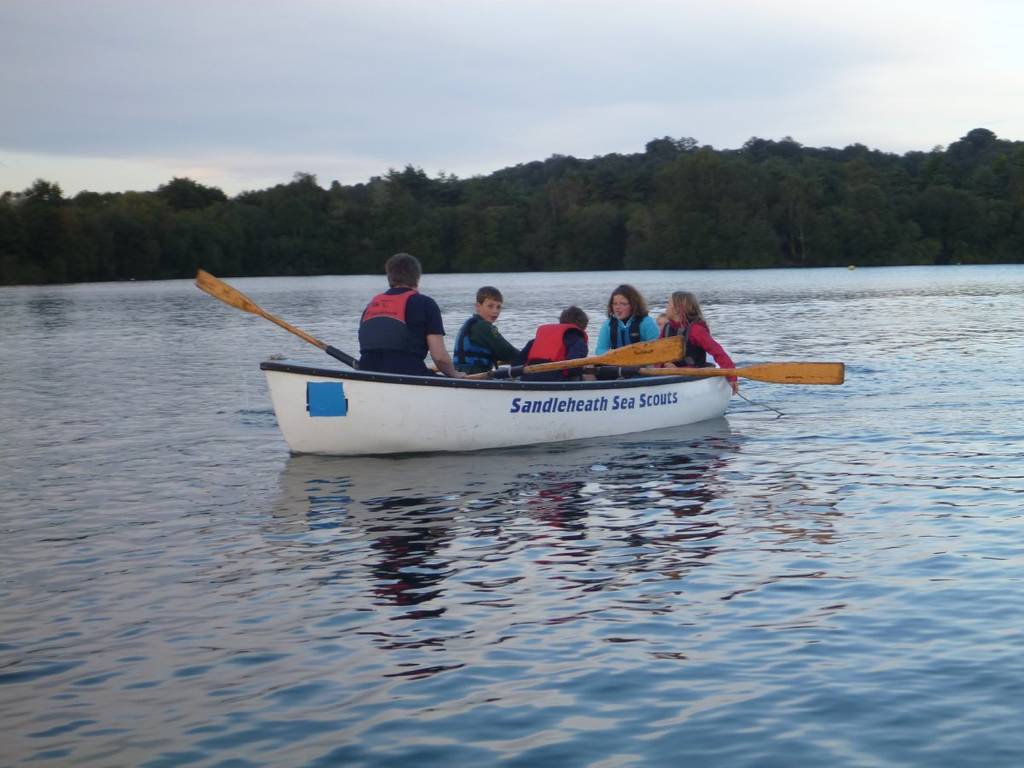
[266,419,740,614]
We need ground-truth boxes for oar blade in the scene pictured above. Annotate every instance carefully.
[750,362,844,385]
[638,361,845,385]
[597,335,684,367]
[195,269,263,316]
[521,335,685,376]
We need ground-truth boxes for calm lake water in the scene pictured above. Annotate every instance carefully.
[2,265,1023,767]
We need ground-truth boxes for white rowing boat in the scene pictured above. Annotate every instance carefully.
[261,360,732,456]
[194,270,840,457]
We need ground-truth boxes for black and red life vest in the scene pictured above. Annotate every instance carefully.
[358,289,423,357]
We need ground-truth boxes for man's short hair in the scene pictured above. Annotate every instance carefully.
[476,286,503,304]
[385,252,422,288]
[560,305,588,329]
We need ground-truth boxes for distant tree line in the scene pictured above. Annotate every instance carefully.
[2,127,1022,285]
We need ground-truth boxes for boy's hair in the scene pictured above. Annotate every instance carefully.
[607,284,649,318]
[559,305,589,329]
[385,252,422,288]
[476,286,503,304]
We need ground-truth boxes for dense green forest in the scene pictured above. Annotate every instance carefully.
[2,127,1022,285]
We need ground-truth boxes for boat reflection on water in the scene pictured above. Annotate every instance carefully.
[266,418,740,608]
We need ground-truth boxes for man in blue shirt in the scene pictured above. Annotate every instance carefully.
[358,253,464,377]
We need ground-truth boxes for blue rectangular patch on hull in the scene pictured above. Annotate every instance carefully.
[306,382,348,416]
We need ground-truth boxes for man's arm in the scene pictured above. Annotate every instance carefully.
[427,334,465,378]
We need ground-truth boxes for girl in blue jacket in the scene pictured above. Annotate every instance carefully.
[594,284,659,354]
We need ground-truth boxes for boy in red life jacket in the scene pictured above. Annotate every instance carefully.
[660,291,739,394]
[358,252,465,377]
[519,306,592,382]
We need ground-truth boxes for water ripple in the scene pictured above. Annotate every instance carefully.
[3,267,1024,766]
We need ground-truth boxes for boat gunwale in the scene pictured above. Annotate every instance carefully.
[260,359,701,391]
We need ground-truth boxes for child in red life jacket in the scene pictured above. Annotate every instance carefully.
[661,291,739,394]
[520,306,592,382]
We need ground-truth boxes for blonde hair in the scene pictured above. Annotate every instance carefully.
[669,291,709,331]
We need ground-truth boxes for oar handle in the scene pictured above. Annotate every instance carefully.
[467,366,521,380]
[325,345,360,368]
[256,312,359,368]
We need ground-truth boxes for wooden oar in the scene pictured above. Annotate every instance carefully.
[637,362,845,385]
[468,335,685,380]
[194,269,359,368]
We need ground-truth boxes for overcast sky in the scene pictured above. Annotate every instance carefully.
[2,0,1022,196]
